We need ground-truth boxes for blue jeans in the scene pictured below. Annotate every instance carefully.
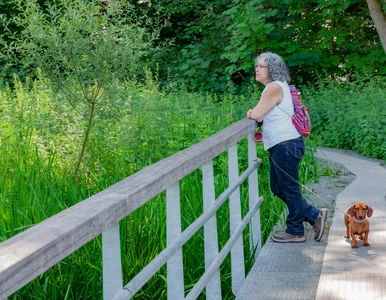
[268,137,320,236]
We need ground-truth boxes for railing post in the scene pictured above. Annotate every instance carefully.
[228,144,245,295]
[202,161,221,300]
[166,183,184,300]
[248,133,261,259]
[102,223,123,300]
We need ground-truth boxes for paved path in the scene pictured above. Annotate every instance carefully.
[236,148,386,300]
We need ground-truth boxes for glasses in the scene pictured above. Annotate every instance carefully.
[255,64,268,69]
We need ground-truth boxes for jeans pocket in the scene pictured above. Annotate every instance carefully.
[293,140,304,161]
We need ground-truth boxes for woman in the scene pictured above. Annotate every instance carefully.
[246,52,327,243]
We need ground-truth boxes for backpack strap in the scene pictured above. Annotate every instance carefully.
[289,85,302,112]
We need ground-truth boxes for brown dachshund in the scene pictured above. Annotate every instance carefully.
[344,202,373,248]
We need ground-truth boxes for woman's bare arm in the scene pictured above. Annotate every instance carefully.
[246,83,283,122]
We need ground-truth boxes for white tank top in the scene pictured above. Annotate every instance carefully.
[261,81,300,150]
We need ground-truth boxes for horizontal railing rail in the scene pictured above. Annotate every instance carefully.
[0,118,260,299]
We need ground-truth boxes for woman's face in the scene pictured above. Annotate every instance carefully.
[255,58,269,85]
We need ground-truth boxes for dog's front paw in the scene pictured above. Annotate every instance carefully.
[352,244,358,248]
[364,242,370,246]
[344,235,350,239]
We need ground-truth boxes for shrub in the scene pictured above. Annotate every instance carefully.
[303,75,386,161]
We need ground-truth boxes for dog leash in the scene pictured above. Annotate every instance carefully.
[266,152,351,218]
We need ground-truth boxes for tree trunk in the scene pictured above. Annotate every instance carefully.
[366,0,386,54]
[74,101,96,176]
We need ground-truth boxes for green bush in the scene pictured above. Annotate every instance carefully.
[303,75,386,161]
[1,0,170,175]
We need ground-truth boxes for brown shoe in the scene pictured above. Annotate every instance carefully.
[313,209,328,241]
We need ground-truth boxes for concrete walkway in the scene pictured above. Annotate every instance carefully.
[236,148,386,300]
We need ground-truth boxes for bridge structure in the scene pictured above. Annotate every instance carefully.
[1,118,386,300]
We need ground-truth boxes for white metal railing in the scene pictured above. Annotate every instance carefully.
[0,118,262,299]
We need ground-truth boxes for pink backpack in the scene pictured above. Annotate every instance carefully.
[289,85,311,137]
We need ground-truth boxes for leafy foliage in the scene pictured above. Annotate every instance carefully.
[151,0,386,92]
[151,0,234,92]
[1,0,169,174]
[303,75,386,160]
[1,0,385,92]
[2,0,166,82]
[221,0,277,75]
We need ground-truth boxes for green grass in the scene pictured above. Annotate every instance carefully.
[1,75,318,299]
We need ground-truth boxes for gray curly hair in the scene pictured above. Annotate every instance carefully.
[255,52,290,83]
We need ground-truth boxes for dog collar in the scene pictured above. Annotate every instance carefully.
[352,216,366,223]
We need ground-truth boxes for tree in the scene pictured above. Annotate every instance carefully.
[221,0,277,79]
[2,0,385,94]
[152,0,385,91]
[366,0,386,54]
[151,0,234,92]
[2,0,168,175]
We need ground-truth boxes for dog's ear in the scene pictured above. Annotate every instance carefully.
[347,205,356,217]
[366,205,373,218]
